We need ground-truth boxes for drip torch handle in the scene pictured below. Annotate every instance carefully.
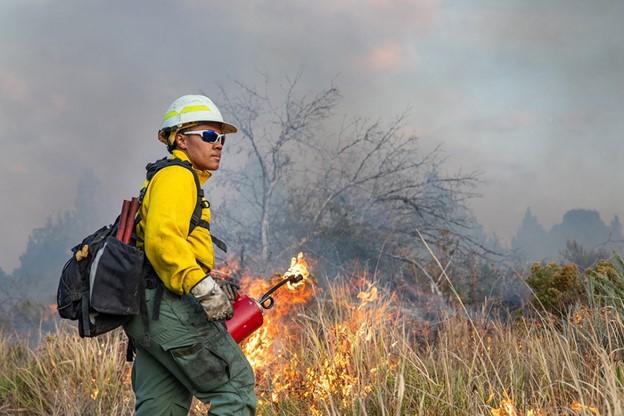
[259,296,274,309]
[257,274,304,310]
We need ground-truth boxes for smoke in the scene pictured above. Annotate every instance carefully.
[0,0,622,270]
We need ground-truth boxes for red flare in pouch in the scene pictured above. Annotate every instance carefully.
[122,197,139,244]
[116,200,131,241]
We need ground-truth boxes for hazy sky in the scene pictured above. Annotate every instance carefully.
[1,0,622,271]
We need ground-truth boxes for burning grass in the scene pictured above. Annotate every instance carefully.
[1,264,623,415]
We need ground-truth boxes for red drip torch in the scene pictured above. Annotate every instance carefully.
[225,273,305,343]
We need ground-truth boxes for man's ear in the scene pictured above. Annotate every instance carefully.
[174,133,188,150]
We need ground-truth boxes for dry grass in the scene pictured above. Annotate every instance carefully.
[0,326,133,415]
[254,277,624,416]
[1,276,623,415]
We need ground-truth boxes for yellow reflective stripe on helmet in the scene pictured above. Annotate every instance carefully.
[162,104,211,122]
[180,104,211,114]
[162,110,178,122]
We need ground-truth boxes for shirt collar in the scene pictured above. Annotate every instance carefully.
[171,149,212,184]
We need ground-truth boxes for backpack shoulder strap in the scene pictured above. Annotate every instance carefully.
[140,158,228,253]
[144,157,193,182]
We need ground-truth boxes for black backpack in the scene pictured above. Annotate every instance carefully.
[56,157,227,338]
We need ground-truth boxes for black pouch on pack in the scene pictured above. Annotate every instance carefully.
[57,222,145,337]
[89,236,144,315]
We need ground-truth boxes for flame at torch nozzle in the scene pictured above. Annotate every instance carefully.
[260,252,311,308]
[225,252,313,342]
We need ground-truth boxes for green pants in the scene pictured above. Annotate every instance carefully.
[124,287,256,416]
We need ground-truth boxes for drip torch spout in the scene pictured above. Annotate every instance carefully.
[258,274,304,310]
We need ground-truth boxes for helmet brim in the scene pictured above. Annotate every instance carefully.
[220,121,238,134]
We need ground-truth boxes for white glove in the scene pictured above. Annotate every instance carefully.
[190,275,234,321]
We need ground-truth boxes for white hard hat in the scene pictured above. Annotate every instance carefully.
[158,95,237,144]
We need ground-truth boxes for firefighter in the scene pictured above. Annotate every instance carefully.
[124,95,256,415]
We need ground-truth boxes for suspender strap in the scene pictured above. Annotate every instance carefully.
[152,281,164,320]
[140,304,149,347]
[189,169,204,234]
[212,236,228,253]
[143,264,164,321]
[138,277,150,347]
[196,219,228,253]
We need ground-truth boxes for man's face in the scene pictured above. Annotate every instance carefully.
[175,122,225,171]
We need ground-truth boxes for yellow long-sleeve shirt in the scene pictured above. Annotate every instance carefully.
[135,150,215,295]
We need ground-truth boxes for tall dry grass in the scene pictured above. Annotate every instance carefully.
[256,275,624,416]
[1,268,623,415]
[0,327,133,415]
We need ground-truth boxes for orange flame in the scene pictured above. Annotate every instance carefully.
[211,252,317,403]
[238,253,316,393]
[213,254,394,413]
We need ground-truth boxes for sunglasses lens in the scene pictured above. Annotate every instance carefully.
[201,130,219,143]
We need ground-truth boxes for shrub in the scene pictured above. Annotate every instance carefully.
[587,256,624,310]
[526,262,584,316]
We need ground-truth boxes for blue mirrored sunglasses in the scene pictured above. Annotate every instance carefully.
[182,129,226,145]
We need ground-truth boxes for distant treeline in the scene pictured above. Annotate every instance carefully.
[512,208,623,264]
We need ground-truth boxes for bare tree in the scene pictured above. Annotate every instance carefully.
[216,76,486,275]
[218,75,340,267]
